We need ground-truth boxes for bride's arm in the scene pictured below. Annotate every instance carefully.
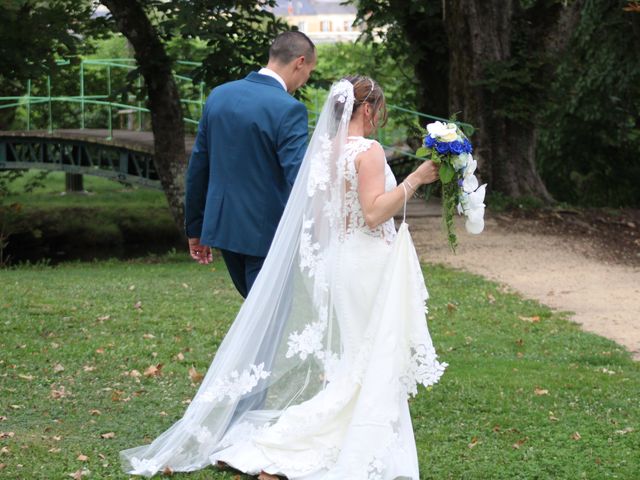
[357,142,439,229]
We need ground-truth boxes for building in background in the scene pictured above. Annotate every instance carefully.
[269,0,362,43]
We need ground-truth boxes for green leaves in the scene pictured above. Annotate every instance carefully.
[439,163,456,184]
[416,146,429,158]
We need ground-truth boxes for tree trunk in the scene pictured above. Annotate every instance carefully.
[392,0,449,117]
[102,0,187,233]
[445,0,553,201]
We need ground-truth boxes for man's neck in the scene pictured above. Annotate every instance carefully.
[265,62,291,92]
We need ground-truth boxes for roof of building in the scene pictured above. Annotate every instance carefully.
[270,0,357,16]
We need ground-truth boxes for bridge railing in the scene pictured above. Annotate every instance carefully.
[0,58,473,167]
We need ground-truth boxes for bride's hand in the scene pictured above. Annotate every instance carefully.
[413,160,440,185]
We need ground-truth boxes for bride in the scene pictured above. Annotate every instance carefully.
[120,76,447,479]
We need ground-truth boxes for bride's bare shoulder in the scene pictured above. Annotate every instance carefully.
[355,140,385,172]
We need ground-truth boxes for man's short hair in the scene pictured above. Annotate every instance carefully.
[269,31,316,65]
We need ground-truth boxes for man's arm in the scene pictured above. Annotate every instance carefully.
[184,99,210,239]
[184,99,214,264]
[276,101,308,186]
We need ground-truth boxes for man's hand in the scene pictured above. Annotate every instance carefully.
[188,238,213,265]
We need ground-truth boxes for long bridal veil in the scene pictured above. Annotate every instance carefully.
[120,80,446,478]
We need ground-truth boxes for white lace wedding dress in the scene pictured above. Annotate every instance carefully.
[120,81,446,480]
[209,137,447,479]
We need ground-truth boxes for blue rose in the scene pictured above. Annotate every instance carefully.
[449,140,464,154]
[463,138,473,153]
[424,135,436,148]
[435,141,450,154]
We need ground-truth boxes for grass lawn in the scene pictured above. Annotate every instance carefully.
[1,253,639,479]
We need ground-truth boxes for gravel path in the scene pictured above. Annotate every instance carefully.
[404,200,640,360]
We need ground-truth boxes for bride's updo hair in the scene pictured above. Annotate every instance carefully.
[342,75,388,129]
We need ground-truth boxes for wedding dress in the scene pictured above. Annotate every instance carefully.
[120,80,447,479]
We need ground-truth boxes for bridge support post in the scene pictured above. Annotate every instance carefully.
[65,173,84,193]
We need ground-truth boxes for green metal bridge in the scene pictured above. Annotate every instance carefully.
[0,58,468,190]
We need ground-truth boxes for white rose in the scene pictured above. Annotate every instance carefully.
[426,121,457,139]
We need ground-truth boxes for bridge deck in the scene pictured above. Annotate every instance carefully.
[0,129,196,156]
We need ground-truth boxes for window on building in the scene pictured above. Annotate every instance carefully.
[320,20,332,32]
[297,21,307,32]
[343,20,352,32]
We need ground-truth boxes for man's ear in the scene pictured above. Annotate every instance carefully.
[295,56,306,70]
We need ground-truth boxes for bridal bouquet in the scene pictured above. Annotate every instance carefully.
[416,121,486,251]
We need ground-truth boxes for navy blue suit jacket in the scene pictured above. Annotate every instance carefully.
[184,72,308,257]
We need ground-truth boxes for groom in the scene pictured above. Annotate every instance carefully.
[185,31,316,297]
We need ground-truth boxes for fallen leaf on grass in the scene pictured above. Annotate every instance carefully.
[50,385,70,399]
[0,463,6,470]
[77,454,89,461]
[492,425,501,433]
[69,468,90,479]
[571,432,581,441]
[0,446,10,454]
[163,466,174,475]
[111,390,125,402]
[100,432,115,439]
[144,364,163,377]
[18,374,34,381]
[133,301,143,310]
[48,447,61,453]
[129,285,136,291]
[188,366,204,384]
[52,435,62,441]
[534,387,549,396]
[89,409,101,416]
[447,303,457,313]
[53,363,65,373]
[0,432,15,439]
[174,352,185,362]
[519,315,541,323]
[512,438,527,449]
[467,437,479,448]
[95,348,105,354]
[486,293,496,304]
[97,315,111,322]
[83,365,96,372]
[615,427,634,435]
[0,416,6,421]
[143,333,155,339]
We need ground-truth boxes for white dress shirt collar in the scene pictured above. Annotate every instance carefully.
[258,67,287,91]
